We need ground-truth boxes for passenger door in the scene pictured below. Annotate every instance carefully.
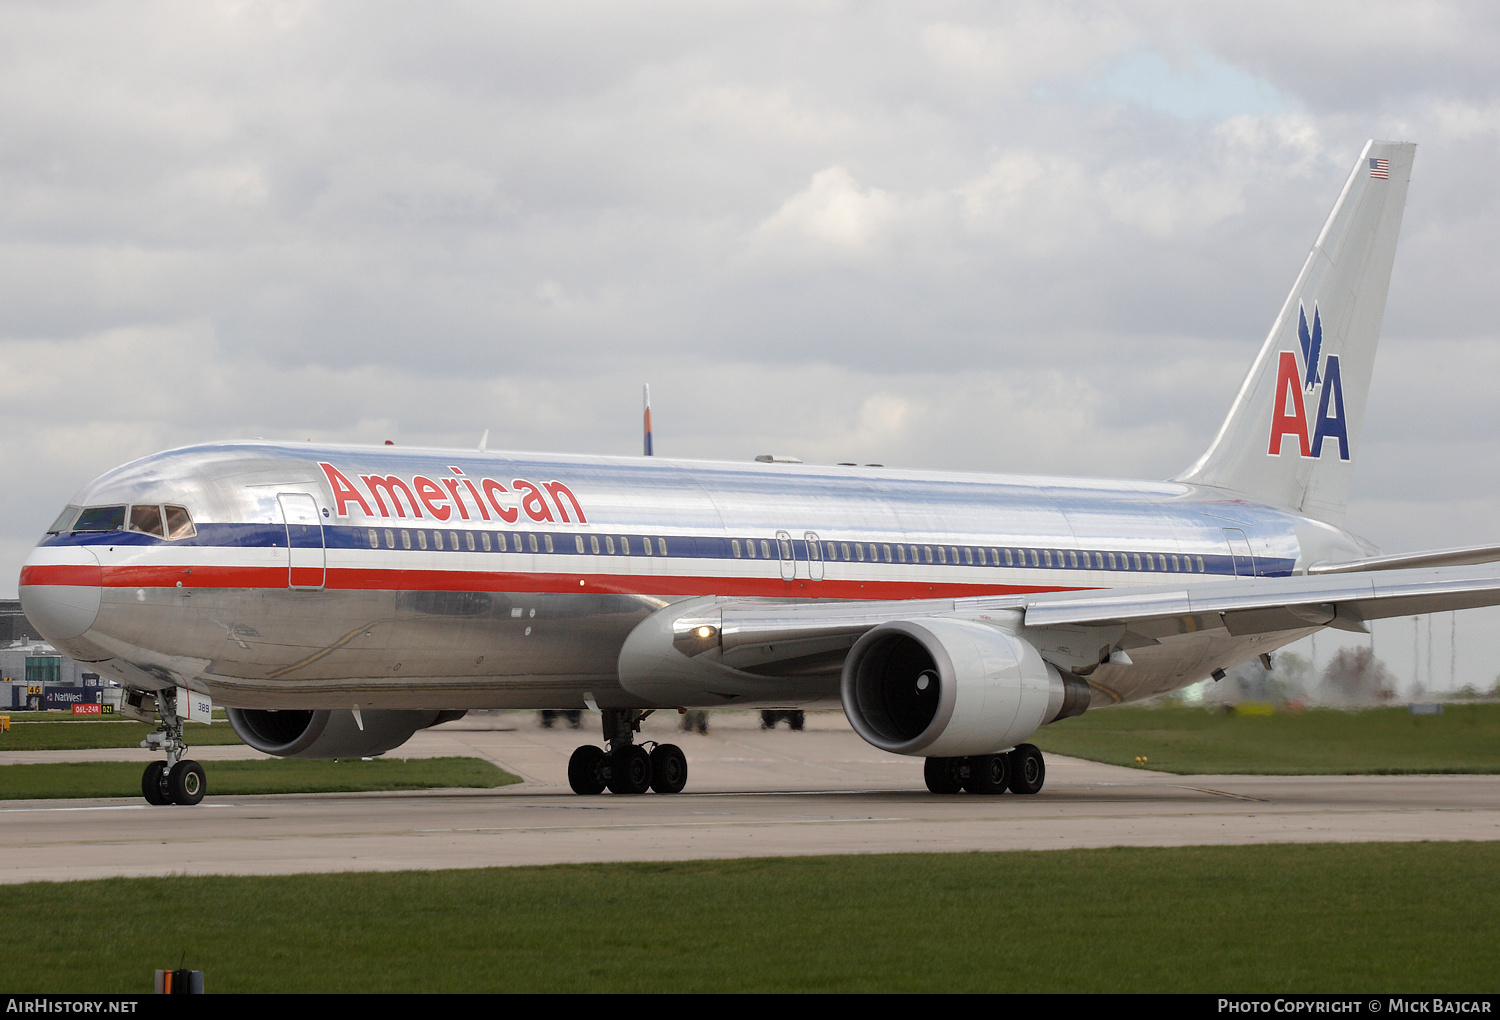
[278,493,326,590]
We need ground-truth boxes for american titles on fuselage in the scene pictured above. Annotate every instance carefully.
[319,461,587,525]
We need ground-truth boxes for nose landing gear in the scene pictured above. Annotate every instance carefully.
[566,709,689,795]
[128,689,208,806]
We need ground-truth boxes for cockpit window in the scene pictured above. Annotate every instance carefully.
[163,506,196,540]
[47,506,81,534]
[72,506,127,532]
[61,504,197,539]
[129,504,165,537]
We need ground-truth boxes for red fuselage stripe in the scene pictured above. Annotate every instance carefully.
[18,562,1085,600]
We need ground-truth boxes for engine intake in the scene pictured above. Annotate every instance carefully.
[226,708,464,759]
[841,618,1088,758]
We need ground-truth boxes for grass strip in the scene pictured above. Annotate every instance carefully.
[0,756,519,799]
[0,719,245,751]
[1033,702,1500,774]
[2,842,1496,993]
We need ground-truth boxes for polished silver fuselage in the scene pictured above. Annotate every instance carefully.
[20,441,1370,711]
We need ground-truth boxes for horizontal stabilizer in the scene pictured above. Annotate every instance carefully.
[1305,543,1500,575]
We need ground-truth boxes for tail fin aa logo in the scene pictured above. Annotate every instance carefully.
[1268,303,1349,460]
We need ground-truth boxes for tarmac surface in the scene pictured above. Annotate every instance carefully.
[3,710,1499,884]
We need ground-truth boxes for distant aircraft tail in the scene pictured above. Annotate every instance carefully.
[1176,140,1415,526]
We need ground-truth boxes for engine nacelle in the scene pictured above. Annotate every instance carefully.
[226,708,465,759]
[840,617,1089,758]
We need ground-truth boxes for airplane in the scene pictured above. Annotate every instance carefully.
[19,140,1500,806]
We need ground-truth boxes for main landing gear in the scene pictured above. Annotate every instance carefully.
[923,744,1046,796]
[567,709,688,796]
[128,689,207,806]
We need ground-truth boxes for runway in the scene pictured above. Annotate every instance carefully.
[3,711,1498,884]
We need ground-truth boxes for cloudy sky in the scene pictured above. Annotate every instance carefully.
[4,1,1499,692]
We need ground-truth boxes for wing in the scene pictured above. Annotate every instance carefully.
[621,559,1500,706]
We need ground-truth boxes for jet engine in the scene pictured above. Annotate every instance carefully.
[840,617,1089,758]
[226,708,465,759]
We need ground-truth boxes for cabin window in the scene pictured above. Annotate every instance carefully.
[1068,551,1078,568]
[853,543,864,562]
[466,532,475,552]
[1170,554,1180,571]
[543,534,553,553]
[935,546,945,565]
[385,529,396,549]
[590,535,600,554]
[896,545,906,563]
[368,529,379,549]
[745,539,756,558]
[976,548,986,565]
[732,539,742,558]
[496,533,507,552]
[808,541,821,561]
[575,535,585,553]
[659,537,669,556]
[128,505,164,537]
[605,535,615,554]
[823,542,835,560]
[1132,553,1142,570]
[883,544,892,563]
[417,531,428,550]
[1106,552,1116,569]
[482,532,492,552]
[1196,555,1205,572]
[620,537,630,555]
[163,506,196,540]
[401,530,411,550]
[964,547,974,565]
[642,536,653,556]
[1041,549,1051,567]
[47,506,82,534]
[432,531,443,550]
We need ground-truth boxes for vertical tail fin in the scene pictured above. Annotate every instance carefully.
[643,383,654,456]
[1176,140,1415,525]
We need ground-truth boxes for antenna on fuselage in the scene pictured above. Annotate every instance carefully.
[478,429,489,452]
[643,384,653,456]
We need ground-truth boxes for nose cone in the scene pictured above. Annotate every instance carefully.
[18,545,102,641]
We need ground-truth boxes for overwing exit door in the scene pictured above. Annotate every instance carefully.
[278,492,326,589]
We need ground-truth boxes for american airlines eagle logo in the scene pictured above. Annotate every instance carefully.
[1267,303,1349,460]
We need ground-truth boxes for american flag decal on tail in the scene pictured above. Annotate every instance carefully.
[1369,158,1390,179]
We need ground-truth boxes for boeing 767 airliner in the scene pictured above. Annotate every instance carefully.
[21,140,1500,804]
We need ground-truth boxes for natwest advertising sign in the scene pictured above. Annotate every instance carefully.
[44,687,102,710]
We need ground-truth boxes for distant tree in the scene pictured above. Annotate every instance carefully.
[1319,646,1396,705]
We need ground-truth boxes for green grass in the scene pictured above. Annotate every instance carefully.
[1033,702,1500,774]
[1,842,1496,993]
[0,718,245,750]
[0,756,519,799]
